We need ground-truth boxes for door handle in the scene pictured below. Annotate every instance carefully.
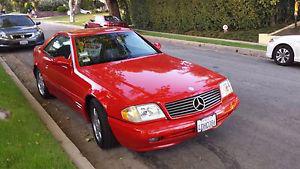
[61,65,68,69]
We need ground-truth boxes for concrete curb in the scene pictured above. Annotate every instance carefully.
[144,35,266,58]
[0,57,95,169]
[137,29,261,46]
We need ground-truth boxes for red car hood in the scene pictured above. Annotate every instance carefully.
[81,54,225,104]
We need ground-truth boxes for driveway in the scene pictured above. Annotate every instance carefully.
[1,22,300,169]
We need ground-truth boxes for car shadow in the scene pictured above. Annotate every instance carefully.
[0,46,35,54]
[291,62,300,68]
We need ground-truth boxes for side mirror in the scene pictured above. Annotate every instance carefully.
[53,56,72,68]
[90,19,95,22]
[35,21,41,25]
[153,42,161,50]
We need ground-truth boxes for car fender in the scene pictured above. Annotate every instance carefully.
[86,89,128,121]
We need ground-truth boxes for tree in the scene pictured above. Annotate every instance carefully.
[69,0,75,22]
[74,0,81,13]
[105,0,121,18]
[69,0,82,22]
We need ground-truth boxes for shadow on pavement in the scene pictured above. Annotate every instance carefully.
[0,46,35,53]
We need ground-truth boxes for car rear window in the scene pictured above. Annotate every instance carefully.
[75,31,159,66]
[0,15,35,28]
[104,16,120,22]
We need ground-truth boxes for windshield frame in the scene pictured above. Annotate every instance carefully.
[72,31,162,67]
[0,15,35,28]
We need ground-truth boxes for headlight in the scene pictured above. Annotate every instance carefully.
[33,30,42,37]
[0,32,8,40]
[121,103,165,123]
[219,79,233,98]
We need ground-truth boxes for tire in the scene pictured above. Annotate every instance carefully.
[273,45,294,66]
[89,98,117,149]
[35,69,51,98]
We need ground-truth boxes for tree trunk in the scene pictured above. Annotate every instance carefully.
[105,0,121,19]
[74,0,81,14]
[69,0,75,22]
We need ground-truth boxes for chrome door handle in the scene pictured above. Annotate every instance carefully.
[61,66,68,69]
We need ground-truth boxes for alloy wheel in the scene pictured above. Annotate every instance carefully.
[91,108,102,142]
[275,48,290,64]
[37,72,46,96]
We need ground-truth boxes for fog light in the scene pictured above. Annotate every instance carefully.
[148,137,161,143]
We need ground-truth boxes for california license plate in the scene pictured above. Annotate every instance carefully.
[20,40,28,45]
[196,114,217,133]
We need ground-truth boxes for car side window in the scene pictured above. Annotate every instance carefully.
[44,35,71,59]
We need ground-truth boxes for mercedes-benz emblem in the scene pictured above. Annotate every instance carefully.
[193,96,205,111]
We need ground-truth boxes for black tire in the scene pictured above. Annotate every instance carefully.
[89,98,117,149]
[273,45,294,66]
[34,69,51,99]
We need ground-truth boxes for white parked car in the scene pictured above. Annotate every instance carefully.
[266,35,300,66]
[67,9,91,15]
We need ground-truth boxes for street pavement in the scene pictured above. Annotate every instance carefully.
[1,22,300,169]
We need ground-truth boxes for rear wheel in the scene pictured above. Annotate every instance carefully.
[89,98,117,149]
[35,69,51,98]
[273,45,294,66]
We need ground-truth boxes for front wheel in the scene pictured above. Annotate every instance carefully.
[35,69,51,98]
[89,99,117,149]
[273,45,294,66]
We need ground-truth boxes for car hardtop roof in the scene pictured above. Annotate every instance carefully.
[64,27,133,37]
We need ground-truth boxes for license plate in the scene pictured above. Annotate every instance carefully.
[20,40,28,45]
[196,114,217,133]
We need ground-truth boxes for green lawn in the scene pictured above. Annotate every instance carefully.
[40,13,272,51]
[0,66,76,169]
[137,29,267,51]
[40,13,104,26]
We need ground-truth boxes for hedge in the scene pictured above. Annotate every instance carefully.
[128,0,294,32]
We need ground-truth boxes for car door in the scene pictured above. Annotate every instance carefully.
[44,34,87,112]
[43,35,72,100]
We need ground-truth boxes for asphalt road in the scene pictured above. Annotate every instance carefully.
[1,22,300,169]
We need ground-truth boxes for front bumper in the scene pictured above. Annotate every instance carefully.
[0,34,44,48]
[266,42,276,59]
[109,94,239,152]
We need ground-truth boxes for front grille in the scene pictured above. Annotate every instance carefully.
[165,89,221,118]
[10,34,33,39]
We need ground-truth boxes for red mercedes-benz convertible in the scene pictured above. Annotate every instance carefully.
[33,27,239,152]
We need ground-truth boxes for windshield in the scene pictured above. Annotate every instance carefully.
[0,15,35,28]
[75,31,159,66]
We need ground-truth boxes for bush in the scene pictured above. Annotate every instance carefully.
[37,0,68,11]
[57,5,68,13]
[129,0,294,32]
